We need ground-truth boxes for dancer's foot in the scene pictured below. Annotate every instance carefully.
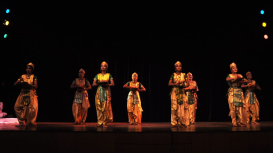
[232,123,237,127]
[16,122,26,127]
[252,122,259,124]
[238,123,245,127]
[178,125,185,128]
[28,122,37,126]
[97,124,102,127]
[103,124,108,127]
[171,125,177,128]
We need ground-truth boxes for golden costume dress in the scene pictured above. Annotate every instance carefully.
[14,74,38,125]
[126,81,144,124]
[170,73,189,126]
[244,80,260,123]
[226,74,247,125]
[185,80,197,124]
[94,73,113,125]
[72,78,91,124]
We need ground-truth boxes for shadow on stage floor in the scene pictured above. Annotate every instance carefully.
[1,122,273,153]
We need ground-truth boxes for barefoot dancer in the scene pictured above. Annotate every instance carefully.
[123,72,146,125]
[14,63,38,126]
[168,61,189,128]
[226,62,248,127]
[241,71,261,124]
[70,68,91,125]
[92,61,114,127]
[184,72,198,124]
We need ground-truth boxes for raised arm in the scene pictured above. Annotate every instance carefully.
[256,84,261,90]
[123,82,131,89]
[70,81,77,89]
[226,77,236,81]
[241,84,249,88]
[30,80,38,89]
[14,78,21,86]
[168,79,178,86]
[184,82,197,91]
[23,80,38,89]
[138,85,146,92]
[85,82,92,90]
[92,80,98,87]
[108,79,115,87]
[241,78,249,83]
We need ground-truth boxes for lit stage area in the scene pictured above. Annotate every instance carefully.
[1,122,273,153]
[1,5,273,153]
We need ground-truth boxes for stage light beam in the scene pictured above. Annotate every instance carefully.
[3,34,7,38]
[260,10,264,15]
[264,34,268,39]
[6,9,10,14]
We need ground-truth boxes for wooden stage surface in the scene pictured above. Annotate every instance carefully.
[1,122,273,153]
[0,122,272,132]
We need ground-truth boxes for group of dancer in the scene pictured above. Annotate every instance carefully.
[169,61,198,128]
[226,62,261,127]
[12,61,260,128]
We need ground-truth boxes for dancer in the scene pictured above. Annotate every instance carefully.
[241,71,261,124]
[70,68,91,125]
[123,72,146,125]
[184,72,198,124]
[0,102,7,118]
[226,62,248,126]
[92,61,114,127]
[168,61,189,128]
[14,63,38,126]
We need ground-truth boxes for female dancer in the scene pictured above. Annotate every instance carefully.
[226,62,248,126]
[14,63,38,126]
[184,72,198,124]
[168,61,189,127]
[241,71,261,124]
[70,68,91,125]
[123,72,146,125]
[92,61,114,127]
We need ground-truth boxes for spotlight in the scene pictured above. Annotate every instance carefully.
[3,20,9,26]
[262,22,266,27]
[264,34,268,39]
[6,9,10,14]
[260,10,264,15]
[3,34,7,38]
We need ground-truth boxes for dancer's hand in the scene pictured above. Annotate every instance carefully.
[131,86,138,92]
[79,87,86,92]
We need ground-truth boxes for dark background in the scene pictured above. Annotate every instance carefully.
[0,4,272,122]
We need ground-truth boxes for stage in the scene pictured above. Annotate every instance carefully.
[1,122,273,153]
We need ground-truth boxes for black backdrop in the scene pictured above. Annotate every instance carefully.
[0,5,272,122]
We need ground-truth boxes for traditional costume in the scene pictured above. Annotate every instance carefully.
[72,69,91,124]
[14,63,38,125]
[94,62,114,125]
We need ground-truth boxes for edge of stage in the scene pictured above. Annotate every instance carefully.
[1,122,273,153]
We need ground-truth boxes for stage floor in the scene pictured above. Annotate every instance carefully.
[1,122,273,153]
[0,122,273,132]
